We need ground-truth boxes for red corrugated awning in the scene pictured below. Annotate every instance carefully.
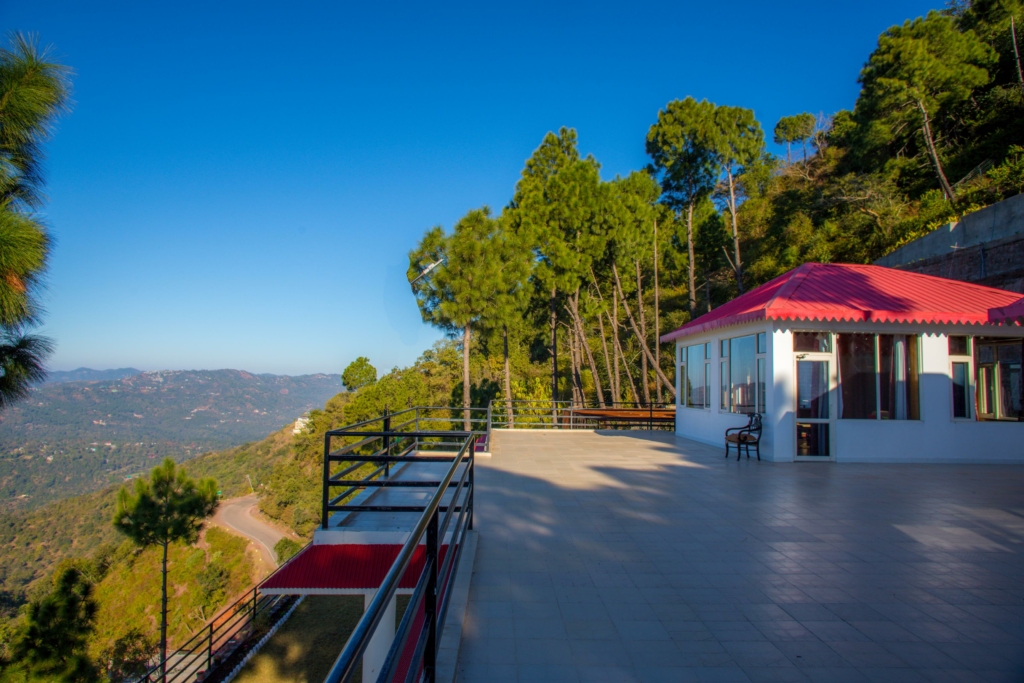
[989,297,1024,325]
[260,544,448,593]
[661,262,1024,343]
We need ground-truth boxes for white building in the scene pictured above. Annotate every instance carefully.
[660,263,1024,463]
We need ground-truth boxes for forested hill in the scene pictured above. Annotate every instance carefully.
[42,367,142,384]
[0,370,344,509]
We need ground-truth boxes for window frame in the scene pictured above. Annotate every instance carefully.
[680,342,711,411]
[948,335,974,422]
[721,331,768,415]
[836,333,922,421]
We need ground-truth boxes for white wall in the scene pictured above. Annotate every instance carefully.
[673,322,1024,464]
[769,329,794,462]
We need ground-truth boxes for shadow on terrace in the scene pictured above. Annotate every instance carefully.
[457,429,1024,680]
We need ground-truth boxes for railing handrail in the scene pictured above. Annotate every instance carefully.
[325,406,491,434]
[322,433,475,683]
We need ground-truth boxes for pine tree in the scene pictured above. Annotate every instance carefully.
[0,34,71,409]
[11,567,98,683]
[112,459,218,681]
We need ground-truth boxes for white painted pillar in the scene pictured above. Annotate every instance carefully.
[362,590,396,683]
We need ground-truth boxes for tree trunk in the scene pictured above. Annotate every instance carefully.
[609,309,640,404]
[612,263,677,397]
[726,167,745,293]
[596,307,615,403]
[463,323,471,431]
[686,203,697,316]
[569,290,606,407]
[705,269,712,313]
[654,218,662,404]
[569,325,583,406]
[612,287,621,401]
[550,287,558,420]
[1013,17,1024,100]
[917,100,958,203]
[802,138,808,164]
[503,324,513,427]
[636,261,651,406]
[161,539,169,681]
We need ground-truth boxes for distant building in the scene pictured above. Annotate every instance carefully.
[293,415,310,435]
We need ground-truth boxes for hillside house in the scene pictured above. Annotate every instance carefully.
[661,262,1024,462]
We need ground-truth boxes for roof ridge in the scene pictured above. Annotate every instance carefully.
[763,261,816,315]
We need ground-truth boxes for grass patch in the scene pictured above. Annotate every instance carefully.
[232,594,411,683]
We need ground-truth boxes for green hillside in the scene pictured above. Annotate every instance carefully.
[0,370,344,510]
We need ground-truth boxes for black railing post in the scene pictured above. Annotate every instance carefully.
[649,403,653,430]
[383,408,391,478]
[207,622,213,671]
[322,432,330,530]
[424,508,439,683]
[468,439,475,531]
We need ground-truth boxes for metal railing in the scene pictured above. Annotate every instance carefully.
[140,586,297,683]
[321,406,487,528]
[488,399,676,431]
[321,430,476,683]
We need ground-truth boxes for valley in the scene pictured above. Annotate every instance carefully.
[0,369,344,509]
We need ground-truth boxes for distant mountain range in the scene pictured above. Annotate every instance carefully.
[0,369,345,509]
[43,367,143,384]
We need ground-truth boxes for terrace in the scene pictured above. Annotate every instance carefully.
[163,409,1024,683]
[454,429,1024,682]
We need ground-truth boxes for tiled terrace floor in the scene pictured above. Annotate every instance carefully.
[455,430,1024,683]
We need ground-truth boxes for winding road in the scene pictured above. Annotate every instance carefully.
[211,494,291,568]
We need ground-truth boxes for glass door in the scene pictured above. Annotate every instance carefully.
[796,360,832,458]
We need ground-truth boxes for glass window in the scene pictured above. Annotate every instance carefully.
[680,346,686,364]
[948,336,970,357]
[797,360,829,419]
[703,360,710,410]
[686,343,705,408]
[878,335,920,420]
[720,360,729,410]
[794,332,831,353]
[796,423,829,456]
[975,339,1022,420]
[757,333,766,354]
[978,365,994,416]
[838,334,877,419]
[952,362,970,419]
[720,340,728,358]
[998,344,1021,419]
[730,335,757,414]
[757,358,766,413]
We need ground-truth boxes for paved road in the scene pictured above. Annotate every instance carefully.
[213,494,288,567]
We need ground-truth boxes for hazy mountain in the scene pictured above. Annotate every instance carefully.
[0,369,344,509]
[43,367,143,384]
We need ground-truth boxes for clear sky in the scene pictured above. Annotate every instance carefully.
[4,0,939,376]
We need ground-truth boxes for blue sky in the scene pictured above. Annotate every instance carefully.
[4,0,939,375]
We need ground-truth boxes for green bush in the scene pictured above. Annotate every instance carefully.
[274,538,304,563]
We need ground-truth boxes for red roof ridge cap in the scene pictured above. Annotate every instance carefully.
[763,262,817,318]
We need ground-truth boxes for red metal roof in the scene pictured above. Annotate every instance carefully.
[989,297,1024,325]
[661,262,1024,343]
[260,543,448,593]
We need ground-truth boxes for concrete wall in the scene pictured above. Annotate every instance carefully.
[875,193,1024,293]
